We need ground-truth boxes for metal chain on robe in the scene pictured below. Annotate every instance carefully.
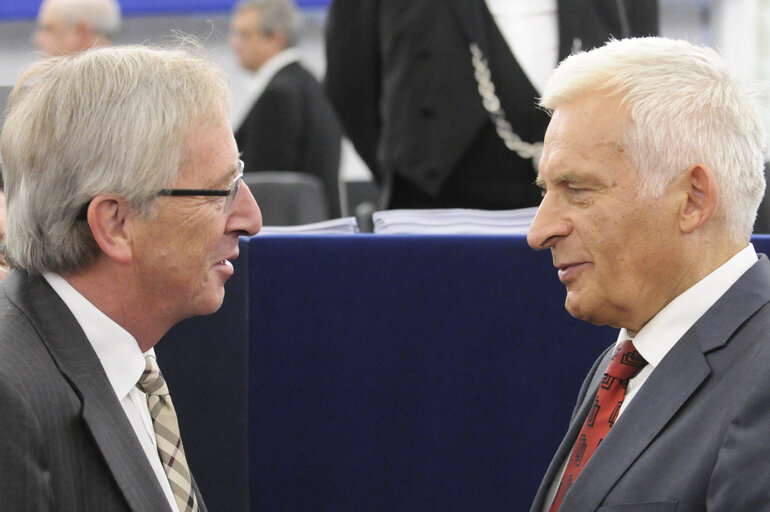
[469,43,543,167]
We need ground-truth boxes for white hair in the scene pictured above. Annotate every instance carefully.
[540,37,767,243]
[0,43,231,274]
[48,0,122,36]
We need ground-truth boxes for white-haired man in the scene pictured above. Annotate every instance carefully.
[528,37,770,510]
[35,0,121,56]
[0,44,261,511]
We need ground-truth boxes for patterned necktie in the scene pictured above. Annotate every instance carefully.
[548,340,647,512]
[136,355,199,512]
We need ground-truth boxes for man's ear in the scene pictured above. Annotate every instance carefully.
[679,164,718,234]
[270,30,288,51]
[84,195,133,264]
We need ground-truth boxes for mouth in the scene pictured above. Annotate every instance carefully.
[216,259,234,269]
[215,250,239,271]
[556,262,589,283]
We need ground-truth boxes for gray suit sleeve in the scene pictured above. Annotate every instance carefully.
[707,372,770,507]
[0,376,51,511]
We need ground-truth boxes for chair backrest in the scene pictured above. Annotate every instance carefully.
[244,171,330,226]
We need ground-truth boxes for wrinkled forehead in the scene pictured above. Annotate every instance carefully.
[176,115,239,183]
[543,96,627,156]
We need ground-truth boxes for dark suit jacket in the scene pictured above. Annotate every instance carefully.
[0,271,207,512]
[325,0,658,208]
[235,61,343,218]
[530,255,770,511]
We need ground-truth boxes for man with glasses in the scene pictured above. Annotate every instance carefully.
[0,44,261,511]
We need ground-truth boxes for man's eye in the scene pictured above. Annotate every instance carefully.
[567,184,593,194]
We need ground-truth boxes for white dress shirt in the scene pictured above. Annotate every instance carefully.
[542,244,759,510]
[43,273,179,512]
[484,0,558,94]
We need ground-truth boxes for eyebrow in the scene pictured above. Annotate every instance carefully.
[213,160,241,188]
[535,171,585,190]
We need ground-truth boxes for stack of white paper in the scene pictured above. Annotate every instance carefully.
[372,207,537,235]
[258,216,360,235]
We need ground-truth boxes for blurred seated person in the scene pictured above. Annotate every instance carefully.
[35,0,121,57]
[229,0,343,218]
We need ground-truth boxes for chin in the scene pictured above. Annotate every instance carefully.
[190,290,226,318]
[564,295,602,326]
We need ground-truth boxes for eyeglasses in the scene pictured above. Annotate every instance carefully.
[156,159,245,215]
[76,160,245,220]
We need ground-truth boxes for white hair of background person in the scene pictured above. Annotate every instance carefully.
[234,0,302,48]
[0,43,231,275]
[48,0,122,37]
[539,36,767,245]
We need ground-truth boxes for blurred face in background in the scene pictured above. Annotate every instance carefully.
[35,0,83,56]
[229,7,283,72]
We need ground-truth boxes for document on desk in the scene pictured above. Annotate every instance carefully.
[258,216,360,235]
[372,207,537,234]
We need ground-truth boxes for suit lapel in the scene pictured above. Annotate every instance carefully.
[560,256,770,510]
[562,336,710,510]
[7,272,172,512]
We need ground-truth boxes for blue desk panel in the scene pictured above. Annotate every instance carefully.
[247,235,615,512]
[160,234,770,512]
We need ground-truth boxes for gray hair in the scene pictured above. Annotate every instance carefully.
[0,43,232,274]
[48,0,122,36]
[235,0,301,48]
[539,37,767,243]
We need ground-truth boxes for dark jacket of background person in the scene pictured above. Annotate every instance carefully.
[324,0,659,209]
[235,61,344,219]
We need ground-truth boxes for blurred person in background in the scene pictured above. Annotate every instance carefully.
[34,0,121,57]
[229,0,344,218]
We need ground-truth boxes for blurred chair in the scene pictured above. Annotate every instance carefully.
[243,171,330,226]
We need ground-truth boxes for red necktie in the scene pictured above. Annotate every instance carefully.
[548,340,647,511]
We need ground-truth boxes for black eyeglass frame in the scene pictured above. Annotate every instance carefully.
[76,160,245,220]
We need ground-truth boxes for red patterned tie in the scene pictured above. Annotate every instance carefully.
[548,340,647,511]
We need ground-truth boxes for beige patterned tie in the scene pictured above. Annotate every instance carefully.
[136,355,199,512]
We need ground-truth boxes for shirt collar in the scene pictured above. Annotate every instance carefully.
[42,273,151,401]
[617,244,758,367]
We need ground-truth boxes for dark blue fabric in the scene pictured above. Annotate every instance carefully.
[159,234,770,512]
[247,235,614,511]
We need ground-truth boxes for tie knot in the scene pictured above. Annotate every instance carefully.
[136,355,168,396]
[606,340,647,381]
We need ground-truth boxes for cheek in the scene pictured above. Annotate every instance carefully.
[183,214,227,260]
